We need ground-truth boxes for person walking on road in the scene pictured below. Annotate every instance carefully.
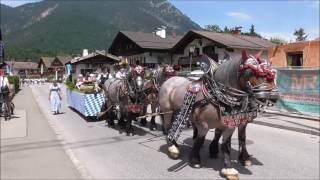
[49,80,62,115]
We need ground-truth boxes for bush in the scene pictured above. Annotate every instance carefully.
[66,80,77,91]
[8,76,20,93]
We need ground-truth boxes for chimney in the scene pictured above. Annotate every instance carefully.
[155,26,166,38]
[172,31,176,38]
[82,49,89,57]
[232,26,242,35]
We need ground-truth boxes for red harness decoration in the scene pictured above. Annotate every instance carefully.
[239,58,276,82]
[132,65,145,77]
[126,103,141,113]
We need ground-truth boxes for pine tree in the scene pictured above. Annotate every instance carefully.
[294,28,308,41]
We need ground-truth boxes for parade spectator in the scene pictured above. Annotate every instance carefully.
[48,80,62,115]
[76,74,84,89]
[0,72,12,116]
[97,66,110,88]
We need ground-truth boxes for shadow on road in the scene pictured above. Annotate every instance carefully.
[1,135,145,153]
[158,137,263,177]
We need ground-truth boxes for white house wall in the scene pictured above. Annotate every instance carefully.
[125,52,172,64]
[172,37,268,64]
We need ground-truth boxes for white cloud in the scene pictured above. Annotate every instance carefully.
[225,12,251,20]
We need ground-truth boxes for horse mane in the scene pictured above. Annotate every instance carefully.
[213,57,242,89]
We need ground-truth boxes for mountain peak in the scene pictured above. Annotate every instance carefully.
[1,1,201,58]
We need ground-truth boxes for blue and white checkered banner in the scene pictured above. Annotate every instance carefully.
[66,89,105,117]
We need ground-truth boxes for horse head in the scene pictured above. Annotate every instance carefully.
[130,65,145,93]
[238,50,278,105]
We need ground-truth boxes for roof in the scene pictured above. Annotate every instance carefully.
[117,31,182,50]
[5,61,38,69]
[71,52,120,64]
[173,30,275,51]
[56,56,72,65]
[40,57,55,68]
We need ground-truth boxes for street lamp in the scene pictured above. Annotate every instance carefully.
[189,45,195,71]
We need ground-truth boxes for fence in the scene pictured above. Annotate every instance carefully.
[275,67,320,117]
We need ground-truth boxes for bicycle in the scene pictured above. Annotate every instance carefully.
[0,92,12,121]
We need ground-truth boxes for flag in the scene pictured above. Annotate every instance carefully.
[0,28,4,58]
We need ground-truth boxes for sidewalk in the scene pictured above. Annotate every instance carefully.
[0,87,81,179]
[254,112,320,136]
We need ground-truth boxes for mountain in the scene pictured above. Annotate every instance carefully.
[0,0,201,59]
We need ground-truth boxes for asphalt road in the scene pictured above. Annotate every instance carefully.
[31,84,319,179]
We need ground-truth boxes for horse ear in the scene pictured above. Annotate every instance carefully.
[255,50,263,62]
[241,50,248,62]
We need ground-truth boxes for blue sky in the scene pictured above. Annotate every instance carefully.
[2,0,319,41]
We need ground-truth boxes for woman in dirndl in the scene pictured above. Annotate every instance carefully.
[49,80,62,115]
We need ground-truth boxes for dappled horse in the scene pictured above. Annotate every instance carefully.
[103,73,141,135]
[158,50,278,179]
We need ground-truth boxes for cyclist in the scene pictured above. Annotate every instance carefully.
[0,71,12,119]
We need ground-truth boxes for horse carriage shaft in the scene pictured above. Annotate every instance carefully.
[135,111,173,120]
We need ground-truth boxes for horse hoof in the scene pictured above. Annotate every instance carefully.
[189,162,202,169]
[149,126,156,131]
[221,168,239,180]
[168,145,180,159]
[189,158,202,168]
[243,160,252,167]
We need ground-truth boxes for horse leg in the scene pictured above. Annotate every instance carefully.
[192,126,198,140]
[221,128,239,180]
[189,122,208,168]
[106,105,115,127]
[126,112,134,136]
[140,104,147,127]
[238,123,251,166]
[149,103,157,131]
[209,128,223,159]
[161,111,173,135]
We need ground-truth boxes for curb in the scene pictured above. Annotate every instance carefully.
[264,110,320,121]
[253,120,320,136]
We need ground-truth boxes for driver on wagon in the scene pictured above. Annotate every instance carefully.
[115,62,128,79]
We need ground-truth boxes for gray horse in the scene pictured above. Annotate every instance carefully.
[103,75,141,135]
[159,50,277,179]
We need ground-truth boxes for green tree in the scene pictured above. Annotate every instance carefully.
[294,28,308,41]
[249,24,256,35]
[270,37,287,45]
[204,24,222,32]
[223,26,231,33]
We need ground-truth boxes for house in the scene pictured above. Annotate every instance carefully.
[39,56,72,79]
[70,50,120,79]
[268,40,320,67]
[171,30,275,67]
[108,29,182,68]
[5,61,39,78]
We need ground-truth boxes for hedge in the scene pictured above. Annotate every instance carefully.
[8,76,20,93]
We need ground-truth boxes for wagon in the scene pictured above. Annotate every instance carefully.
[66,89,105,117]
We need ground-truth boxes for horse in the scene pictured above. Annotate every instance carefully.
[158,50,278,179]
[139,64,177,130]
[209,51,278,168]
[103,72,142,135]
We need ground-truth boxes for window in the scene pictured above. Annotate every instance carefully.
[287,52,303,66]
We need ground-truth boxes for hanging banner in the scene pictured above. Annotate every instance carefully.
[276,67,320,116]
[66,64,72,75]
[0,28,4,58]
